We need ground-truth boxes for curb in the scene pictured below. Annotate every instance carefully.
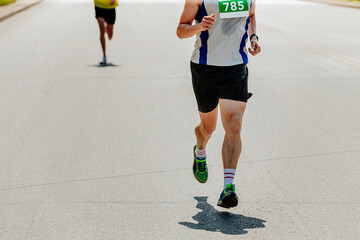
[305,0,360,8]
[0,0,44,22]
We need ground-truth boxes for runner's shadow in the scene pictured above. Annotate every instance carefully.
[87,63,121,67]
[179,197,265,235]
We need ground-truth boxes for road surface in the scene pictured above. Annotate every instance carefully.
[0,0,359,239]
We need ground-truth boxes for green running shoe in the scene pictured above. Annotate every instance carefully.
[192,145,208,183]
[217,184,238,208]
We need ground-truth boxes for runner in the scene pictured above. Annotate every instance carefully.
[177,0,261,208]
[94,0,118,65]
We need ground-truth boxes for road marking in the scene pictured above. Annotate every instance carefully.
[1,149,359,192]
[313,48,360,69]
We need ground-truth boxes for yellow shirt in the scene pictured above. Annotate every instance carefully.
[94,0,118,9]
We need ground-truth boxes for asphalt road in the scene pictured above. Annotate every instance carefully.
[0,0,359,239]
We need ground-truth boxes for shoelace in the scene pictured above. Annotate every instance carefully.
[197,161,206,172]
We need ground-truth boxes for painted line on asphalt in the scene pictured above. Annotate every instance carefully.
[1,149,359,192]
[314,48,360,68]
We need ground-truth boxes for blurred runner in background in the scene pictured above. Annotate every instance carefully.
[94,0,118,65]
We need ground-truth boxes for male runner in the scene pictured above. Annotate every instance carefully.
[177,0,261,208]
[94,0,118,65]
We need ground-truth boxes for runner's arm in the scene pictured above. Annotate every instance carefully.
[177,0,215,39]
[248,0,261,56]
[248,0,257,39]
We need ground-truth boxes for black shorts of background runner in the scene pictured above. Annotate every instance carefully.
[95,7,116,24]
[191,62,249,113]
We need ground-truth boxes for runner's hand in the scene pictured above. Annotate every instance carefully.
[249,39,261,56]
[110,0,116,5]
[201,14,215,31]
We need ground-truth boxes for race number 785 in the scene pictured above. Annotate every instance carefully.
[222,1,245,12]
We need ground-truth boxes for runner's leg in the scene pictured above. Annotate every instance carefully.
[97,17,106,57]
[106,24,114,40]
[192,107,217,183]
[219,99,247,169]
[195,107,218,150]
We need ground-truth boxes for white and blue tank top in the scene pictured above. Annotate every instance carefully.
[191,0,253,66]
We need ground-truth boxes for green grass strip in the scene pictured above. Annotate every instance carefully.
[0,0,15,6]
[334,0,360,2]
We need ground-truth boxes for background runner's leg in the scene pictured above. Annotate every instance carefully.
[97,17,106,57]
[106,24,114,40]
[195,107,218,150]
[219,99,247,169]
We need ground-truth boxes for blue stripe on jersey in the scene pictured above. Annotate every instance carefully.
[195,1,209,65]
[239,17,250,63]
[239,0,252,63]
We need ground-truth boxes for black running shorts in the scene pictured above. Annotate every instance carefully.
[191,62,249,113]
[95,7,116,25]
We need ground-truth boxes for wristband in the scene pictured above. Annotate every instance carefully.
[250,34,259,41]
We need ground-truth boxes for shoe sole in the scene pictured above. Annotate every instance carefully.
[217,193,238,209]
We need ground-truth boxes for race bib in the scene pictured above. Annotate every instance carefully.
[218,0,249,19]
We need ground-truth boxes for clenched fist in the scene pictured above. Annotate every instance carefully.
[201,14,216,31]
[249,37,261,56]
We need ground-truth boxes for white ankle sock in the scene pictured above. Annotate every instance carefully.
[224,169,236,189]
[195,146,206,160]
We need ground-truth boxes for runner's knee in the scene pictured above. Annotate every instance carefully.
[224,112,243,133]
[200,123,216,137]
[99,28,106,37]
